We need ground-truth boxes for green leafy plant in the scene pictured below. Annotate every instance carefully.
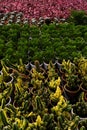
[67,10,87,25]
[72,101,87,118]
[66,74,80,90]
[0,23,87,63]
[78,120,87,130]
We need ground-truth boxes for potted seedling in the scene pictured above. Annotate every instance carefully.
[80,76,87,93]
[74,56,87,77]
[74,56,87,93]
[61,59,76,83]
[64,75,81,103]
[78,119,87,130]
[72,101,87,119]
[61,59,76,76]
[1,61,13,85]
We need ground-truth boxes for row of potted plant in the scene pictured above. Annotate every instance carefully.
[0,10,87,26]
[0,59,87,129]
[1,20,87,63]
[0,0,87,20]
[60,56,87,102]
[0,11,27,25]
[0,59,76,129]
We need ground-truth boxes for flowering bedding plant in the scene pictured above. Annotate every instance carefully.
[0,0,87,21]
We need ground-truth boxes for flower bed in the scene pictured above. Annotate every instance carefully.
[0,0,87,21]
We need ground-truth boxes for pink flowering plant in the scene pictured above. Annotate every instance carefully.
[0,0,87,21]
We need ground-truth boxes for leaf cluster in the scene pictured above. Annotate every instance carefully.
[0,23,87,63]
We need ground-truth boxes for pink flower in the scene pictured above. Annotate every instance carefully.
[0,0,87,20]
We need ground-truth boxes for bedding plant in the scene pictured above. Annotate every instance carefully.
[78,119,87,130]
[74,56,87,93]
[72,101,87,118]
[61,59,81,103]
[0,60,81,130]
[72,92,87,119]
[0,22,87,63]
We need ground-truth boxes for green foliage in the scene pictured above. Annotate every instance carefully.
[67,10,87,25]
[73,101,87,117]
[0,21,87,63]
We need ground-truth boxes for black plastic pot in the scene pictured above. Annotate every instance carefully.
[4,75,13,85]
[72,101,87,119]
[64,84,81,104]
[5,97,11,107]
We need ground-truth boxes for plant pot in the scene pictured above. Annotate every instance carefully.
[80,83,87,93]
[40,62,48,70]
[29,62,35,69]
[54,61,61,75]
[0,70,2,75]
[59,68,65,77]
[8,68,14,75]
[25,62,29,69]
[84,93,87,102]
[64,84,81,104]
[5,97,11,107]
[72,99,87,119]
[19,69,30,77]
[61,75,67,86]
[71,108,87,120]
[78,119,87,129]
[0,65,2,72]
[3,75,13,85]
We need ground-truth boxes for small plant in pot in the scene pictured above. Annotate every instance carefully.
[66,74,80,90]
[64,74,81,104]
[1,61,13,85]
[74,56,87,77]
[74,57,87,93]
[80,76,87,93]
[72,101,87,118]
[61,59,76,75]
[78,119,87,130]
[84,93,87,101]
[61,59,76,85]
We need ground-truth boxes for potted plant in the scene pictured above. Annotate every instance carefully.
[67,10,87,25]
[74,56,87,93]
[1,61,14,85]
[78,119,87,130]
[64,74,81,103]
[60,59,76,82]
[80,76,87,93]
[61,59,76,75]
[60,59,81,103]
[84,93,87,101]
[47,61,58,81]
[72,101,87,119]
[74,56,87,77]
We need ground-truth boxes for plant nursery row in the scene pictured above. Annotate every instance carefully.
[0,21,87,63]
[0,9,87,130]
[0,57,87,130]
[0,0,87,20]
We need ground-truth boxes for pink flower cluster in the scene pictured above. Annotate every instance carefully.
[0,0,87,20]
